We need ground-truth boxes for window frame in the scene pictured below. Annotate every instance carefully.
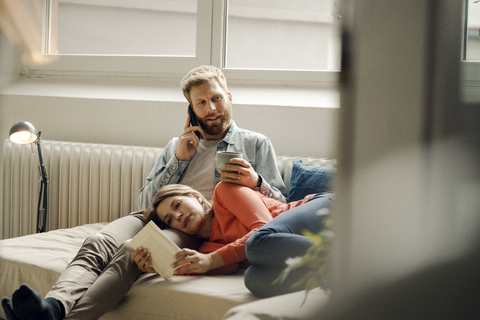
[27,0,480,86]
[32,0,213,76]
[211,0,340,84]
[462,0,480,99]
[28,0,340,85]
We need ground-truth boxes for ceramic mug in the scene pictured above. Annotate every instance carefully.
[215,151,243,177]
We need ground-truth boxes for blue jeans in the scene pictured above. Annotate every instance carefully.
[244,193,333,298]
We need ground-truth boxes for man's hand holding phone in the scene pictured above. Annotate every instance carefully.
[176,115,204,162]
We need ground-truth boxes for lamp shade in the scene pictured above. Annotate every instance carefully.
[9,121,39,144]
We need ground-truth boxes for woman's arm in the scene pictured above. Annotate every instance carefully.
[171,249,224,274]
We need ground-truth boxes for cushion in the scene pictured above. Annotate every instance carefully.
[287,158,336,202]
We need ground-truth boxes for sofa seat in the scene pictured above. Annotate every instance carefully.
[105,273,257,320]
[0,223,259,320]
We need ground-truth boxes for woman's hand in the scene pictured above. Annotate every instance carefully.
[133,247,157,273]
[220,158,261,189]
[173,249,224,274]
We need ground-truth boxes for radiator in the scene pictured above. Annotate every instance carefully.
[2,140,164,239]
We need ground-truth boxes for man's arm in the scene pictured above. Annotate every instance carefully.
[138,117,205,210]
[220,137,287,203]
[137,139,189,210]
[138,116,203,210]
[253,138,288,202]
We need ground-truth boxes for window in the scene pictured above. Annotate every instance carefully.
[225,0,341,71]
[49,0,197,56]
[465,0,480,60]
[29,0,340,83]
[462,0,480,104]
[32,0,213,75]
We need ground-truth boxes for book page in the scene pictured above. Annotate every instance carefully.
[130,221,181,280]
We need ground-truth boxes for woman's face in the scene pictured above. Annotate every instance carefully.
[156,194,206,235]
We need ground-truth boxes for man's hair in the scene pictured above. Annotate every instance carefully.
[180,65,228,105]
[143,184,212,229]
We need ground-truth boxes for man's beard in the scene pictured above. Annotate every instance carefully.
[198,109,232,136]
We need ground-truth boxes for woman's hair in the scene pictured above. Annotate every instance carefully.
[143,184,212,229]
[180,65,229,105]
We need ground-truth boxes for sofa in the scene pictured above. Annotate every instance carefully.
[0,140,335,320]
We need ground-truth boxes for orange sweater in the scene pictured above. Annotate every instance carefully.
[199,182,314,274]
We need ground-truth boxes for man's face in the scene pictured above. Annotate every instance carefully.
[189,79,232,139]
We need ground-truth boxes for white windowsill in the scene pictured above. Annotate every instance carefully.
[0,76,340,109]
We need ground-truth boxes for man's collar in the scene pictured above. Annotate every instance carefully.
[222,120,238,145]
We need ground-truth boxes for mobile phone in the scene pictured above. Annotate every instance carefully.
[187,105,202,139]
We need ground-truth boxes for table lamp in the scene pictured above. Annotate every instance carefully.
[9,121,48,233]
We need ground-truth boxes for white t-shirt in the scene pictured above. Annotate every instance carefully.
[178,139,220,201]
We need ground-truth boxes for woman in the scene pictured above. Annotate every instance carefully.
[134,182,332,297]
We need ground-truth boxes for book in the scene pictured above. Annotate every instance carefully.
[129,221,181,280]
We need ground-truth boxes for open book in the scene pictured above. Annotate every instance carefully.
[130,221,181,280]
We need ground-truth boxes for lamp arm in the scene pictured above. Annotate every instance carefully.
[36,140,48,182]
[35,140,48,233]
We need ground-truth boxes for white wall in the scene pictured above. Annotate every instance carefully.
[0,77,338,157]
[0,22,339,237]
[0,29,24,237]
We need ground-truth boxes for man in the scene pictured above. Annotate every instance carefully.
[137,65,286,208]
[2,65,287,320]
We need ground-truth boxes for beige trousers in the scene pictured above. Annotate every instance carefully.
[45,211,201,320]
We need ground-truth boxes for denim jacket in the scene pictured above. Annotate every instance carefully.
[138,121,287,210]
